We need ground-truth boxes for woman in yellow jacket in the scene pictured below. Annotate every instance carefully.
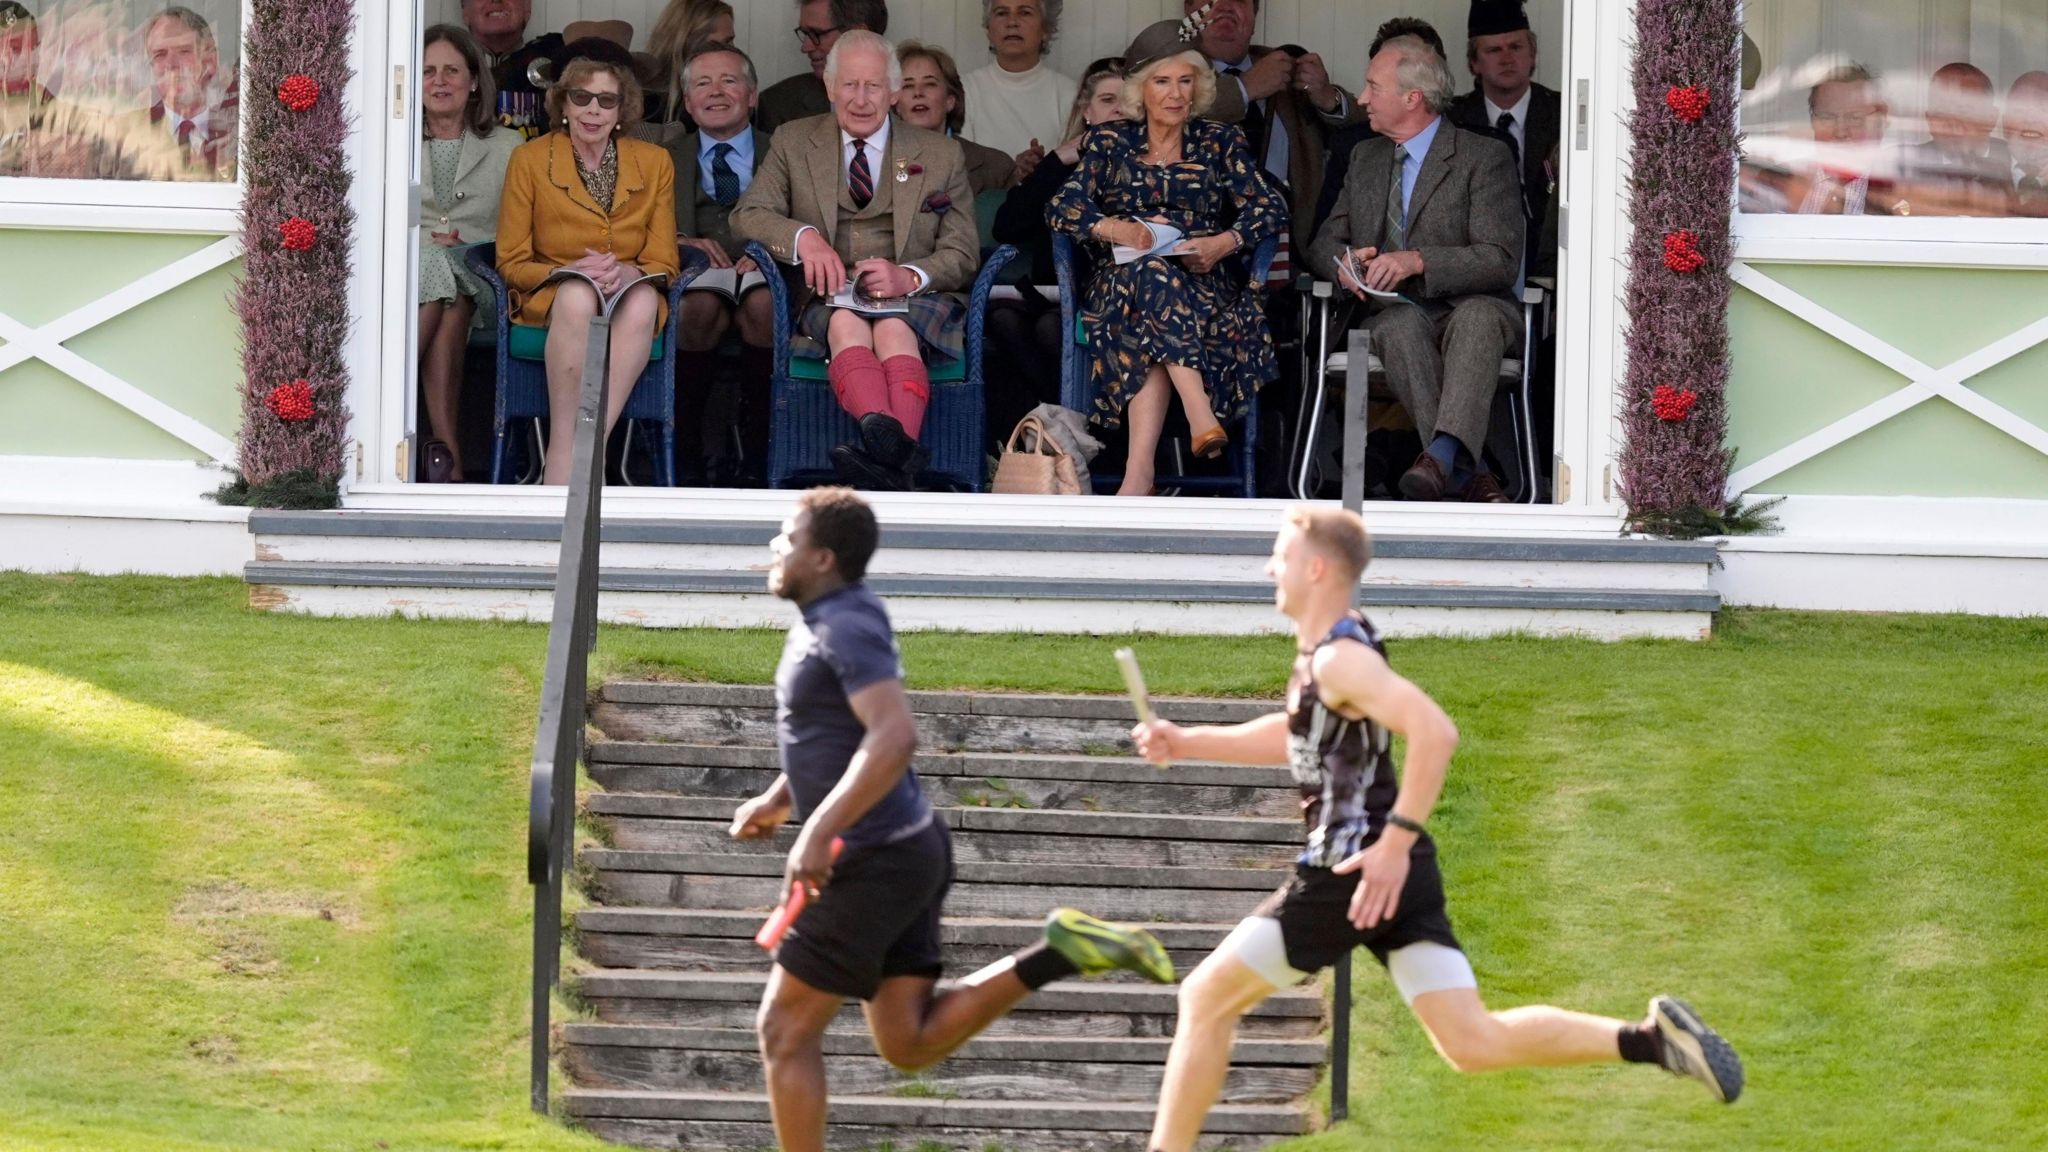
[497,57,681,485]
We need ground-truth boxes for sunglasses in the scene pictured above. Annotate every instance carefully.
[565,88,621,109]
[795,24,847,47]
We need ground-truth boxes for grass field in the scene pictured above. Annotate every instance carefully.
[0,574,2043,1151]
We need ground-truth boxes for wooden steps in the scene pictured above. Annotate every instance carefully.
[564,683,1325,1149]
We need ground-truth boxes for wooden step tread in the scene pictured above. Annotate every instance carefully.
[562,1024,1324,1065]
[570,970,1323,1017]
[576,908,1242,947]
[604,682,1271,724]
[560,1089,1309,1134]
[588,742,1297,790]
[584,848,1287,891]
[586,793,1303,843]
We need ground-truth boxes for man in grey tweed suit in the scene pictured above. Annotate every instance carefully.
[1308,36,1524,503]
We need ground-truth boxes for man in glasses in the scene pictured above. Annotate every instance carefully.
[758,0,888,136]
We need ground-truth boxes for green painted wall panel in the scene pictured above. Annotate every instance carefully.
[1757,263,2048,369]
[1964,341,2048,434]
[1730,263,2048,499]
[1727,284,1909,467]
[65,261,245,440]
[1763,397,2048,498]
[0,231,223,329]
[0,360,206,460]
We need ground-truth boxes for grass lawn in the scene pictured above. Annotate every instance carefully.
[0,573,2043,1152]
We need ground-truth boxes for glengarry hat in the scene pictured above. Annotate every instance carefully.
[1467,0,1530,38]
[1123,2,1215,75]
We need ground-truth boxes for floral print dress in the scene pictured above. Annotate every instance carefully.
[1047,118,1286,428]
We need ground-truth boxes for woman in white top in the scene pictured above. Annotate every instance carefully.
[959,0,1076,167]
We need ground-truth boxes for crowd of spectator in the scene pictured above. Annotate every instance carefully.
[1742,56,2048,219]
[403,0,1569,504]
[0,2,239,180]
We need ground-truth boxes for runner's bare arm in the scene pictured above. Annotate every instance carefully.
[730,774,795,839]
[1317,642,1457,833]
[1131,712,1290,767]
[785,679,920,887]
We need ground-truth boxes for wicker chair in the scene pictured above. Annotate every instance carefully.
[745,240,1018,491]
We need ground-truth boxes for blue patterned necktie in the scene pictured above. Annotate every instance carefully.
[709,142,740,206]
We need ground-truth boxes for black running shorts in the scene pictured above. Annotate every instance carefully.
[1256,850,1463,977]
[774,819,953,1000]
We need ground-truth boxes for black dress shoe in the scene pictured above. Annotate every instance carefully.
[422,440,458,484]
[859,413,917,469]
[1397,452,1451,501]
[831,442,910,491]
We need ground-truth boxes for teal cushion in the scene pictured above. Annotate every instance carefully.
[791,353,965,383]
[508,324,664,362]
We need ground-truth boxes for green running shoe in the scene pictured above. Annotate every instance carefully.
[1043,907,1175,984]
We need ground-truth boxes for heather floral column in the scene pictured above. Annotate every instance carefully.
[233,0,355,506]
[1620,0,1740,526]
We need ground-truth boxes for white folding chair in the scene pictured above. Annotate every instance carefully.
[1290,280,1548,503]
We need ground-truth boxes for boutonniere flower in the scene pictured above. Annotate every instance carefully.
[921,192,953,216]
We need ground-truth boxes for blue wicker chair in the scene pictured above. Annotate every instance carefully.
[465,243,708,485]
[744,240,1018,491]
[1053,233,1277,498]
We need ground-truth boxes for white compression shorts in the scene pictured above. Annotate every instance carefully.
[1217,915,1478,1004]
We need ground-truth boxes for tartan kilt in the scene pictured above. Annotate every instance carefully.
[795,293,967,364]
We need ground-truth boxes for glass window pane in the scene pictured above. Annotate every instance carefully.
[1741,0,2048,218]
[0,1,241,182]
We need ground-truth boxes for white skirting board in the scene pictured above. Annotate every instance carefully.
[1714,545,2048,617]
[249,582,1714,642]
[1,511,252,577]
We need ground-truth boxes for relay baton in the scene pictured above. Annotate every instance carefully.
[755,837,845,950]
[1114,647,1156,726]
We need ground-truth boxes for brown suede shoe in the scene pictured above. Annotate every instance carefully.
[1397,452,1451,501]
[1461,471,1511,503]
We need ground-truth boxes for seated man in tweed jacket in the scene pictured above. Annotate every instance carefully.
[732,30,980,491]
[1309,35,1524,503]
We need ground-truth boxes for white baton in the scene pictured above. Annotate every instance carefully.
[1114,647,1156,726]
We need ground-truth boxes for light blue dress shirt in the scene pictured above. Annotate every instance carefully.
[1396,115,1443,226]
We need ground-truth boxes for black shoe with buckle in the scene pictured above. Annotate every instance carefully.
[859,413,917,470]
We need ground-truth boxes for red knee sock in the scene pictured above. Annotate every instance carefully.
[828,347,888,421]
[882,355,930,440]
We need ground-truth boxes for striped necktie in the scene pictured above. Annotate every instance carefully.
[1385,143,1408,250]
[848,138,873,208]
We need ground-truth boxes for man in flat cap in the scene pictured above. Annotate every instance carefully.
[1447,0,1559,280]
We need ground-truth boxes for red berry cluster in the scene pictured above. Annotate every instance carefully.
[279,216,317,251]
[278,73,321,112]
[1664,85,1710,123]
[1651,384,1698,422]
[1662,230,1705,273]
[266,380,316,422]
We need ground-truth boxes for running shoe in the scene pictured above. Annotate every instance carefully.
[1042,907,1175,984]
[1649,995,1745,1103]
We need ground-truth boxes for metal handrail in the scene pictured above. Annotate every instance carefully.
[525,272,635,1115]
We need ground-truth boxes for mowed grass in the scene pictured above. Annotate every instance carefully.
[0,574,2043,1152]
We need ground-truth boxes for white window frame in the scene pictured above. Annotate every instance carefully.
[0,0,251,232]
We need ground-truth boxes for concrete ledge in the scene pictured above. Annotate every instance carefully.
[250,509,1717,564]
[245,560,1721,613]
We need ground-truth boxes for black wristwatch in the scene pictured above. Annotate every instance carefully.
[1386,812,1425,835]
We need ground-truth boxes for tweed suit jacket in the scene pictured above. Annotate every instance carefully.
[638,123,767,239]
[1205,46,1366,245]
[730,113,980,295]
[495,132,683,327]
[1307,118,1522,317]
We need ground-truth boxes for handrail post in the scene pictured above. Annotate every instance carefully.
[529,299,617,1115]
[1329,952,1352,1123]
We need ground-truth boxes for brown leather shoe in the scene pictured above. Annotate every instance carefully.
[1461,471,1511,503]
[1398,452,1451,501]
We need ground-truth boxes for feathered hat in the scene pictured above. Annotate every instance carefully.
[1123,2,1216,75]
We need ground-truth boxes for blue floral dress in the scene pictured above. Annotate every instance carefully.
[1047,118,1286,428]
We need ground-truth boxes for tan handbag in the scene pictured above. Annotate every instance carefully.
[993,414,1084,496]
